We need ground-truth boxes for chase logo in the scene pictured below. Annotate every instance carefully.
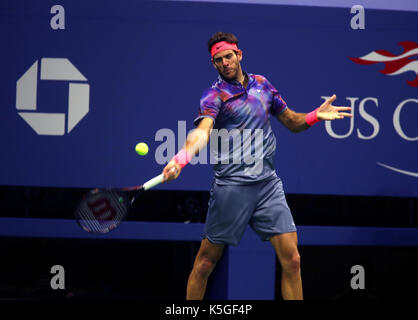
[16,58,89,135]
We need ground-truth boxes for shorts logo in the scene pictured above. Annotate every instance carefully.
[16,58,90,135]
[350,41,418,87]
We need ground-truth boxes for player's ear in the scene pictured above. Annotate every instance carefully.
[236,50,243,62]
[211,58,217,69]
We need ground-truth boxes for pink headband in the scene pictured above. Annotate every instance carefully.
[211,41,239,57]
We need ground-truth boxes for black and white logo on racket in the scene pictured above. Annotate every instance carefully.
[16,58,89,135]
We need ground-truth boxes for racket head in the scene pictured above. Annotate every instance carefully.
[75,189,130,234]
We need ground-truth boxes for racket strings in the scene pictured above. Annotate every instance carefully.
[76,191,129,233]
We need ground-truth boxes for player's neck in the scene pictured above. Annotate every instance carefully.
[220,69,247,88]
[236,71,248,88]
[236,71,244,84]
[225,70,247,88]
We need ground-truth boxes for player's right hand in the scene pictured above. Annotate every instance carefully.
[163,161,181,182]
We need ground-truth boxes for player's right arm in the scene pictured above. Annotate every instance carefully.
[163,117,214,182]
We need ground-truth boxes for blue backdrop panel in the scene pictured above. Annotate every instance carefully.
[0,0,417,196]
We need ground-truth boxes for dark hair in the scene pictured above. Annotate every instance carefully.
[207,32,239,53]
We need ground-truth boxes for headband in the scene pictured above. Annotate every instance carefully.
[211,41,239,57]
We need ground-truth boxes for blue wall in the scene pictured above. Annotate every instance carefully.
[1,0,417,196]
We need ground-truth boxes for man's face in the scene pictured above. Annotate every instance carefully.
[212,49,242,80]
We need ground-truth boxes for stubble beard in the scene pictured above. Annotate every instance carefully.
[221,65,239,81]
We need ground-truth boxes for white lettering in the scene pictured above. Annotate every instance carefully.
[50,265,65,289]
[350,265,365,290]
[350,5,365,30]
[50,5,65,30]
[393,99,418,141]
[325,97,357,139]
[155,128,175,164]
[357,97,379,140]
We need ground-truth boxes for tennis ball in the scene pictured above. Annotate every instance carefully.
[135,142,149,156]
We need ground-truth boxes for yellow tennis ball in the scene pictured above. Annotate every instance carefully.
[135,142,149,156]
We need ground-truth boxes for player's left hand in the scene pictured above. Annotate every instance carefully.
[316,94,352,120]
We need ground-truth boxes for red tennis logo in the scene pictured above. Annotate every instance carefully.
[350,41,418,87]
[87,198,116,224]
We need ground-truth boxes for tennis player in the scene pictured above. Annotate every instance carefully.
[162,32,352,300]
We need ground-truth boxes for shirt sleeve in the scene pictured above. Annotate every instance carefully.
[264,77,288,116]
[193,87,222,126]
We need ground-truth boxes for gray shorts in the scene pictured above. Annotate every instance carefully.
[203,176,297,246]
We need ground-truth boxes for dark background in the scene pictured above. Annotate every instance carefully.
[0,186,417,300]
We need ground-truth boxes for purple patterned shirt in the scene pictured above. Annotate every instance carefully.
[194,72,288,185]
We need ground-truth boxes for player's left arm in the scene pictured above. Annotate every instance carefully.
[276,94,352,133]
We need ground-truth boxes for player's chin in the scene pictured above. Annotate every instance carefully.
[222,70,235,79]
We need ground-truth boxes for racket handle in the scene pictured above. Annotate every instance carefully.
[143,173,164,191]
[143,168,177,191]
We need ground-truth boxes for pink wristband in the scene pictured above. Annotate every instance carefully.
[306,108,321,126]
[173,150,192,168]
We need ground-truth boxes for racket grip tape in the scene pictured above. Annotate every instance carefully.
[143,174,164,191]
[143,168,177,191]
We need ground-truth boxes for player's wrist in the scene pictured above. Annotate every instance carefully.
[172,149,192,168]
[305,108,321,126]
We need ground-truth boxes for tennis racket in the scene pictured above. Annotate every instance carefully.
[74,171,172,234]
